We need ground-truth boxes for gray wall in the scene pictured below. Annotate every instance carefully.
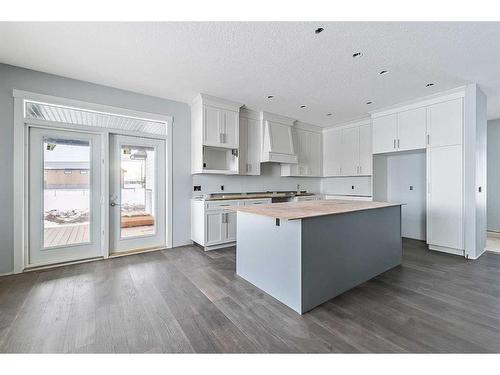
[372,151,427,240]
[0,63,192,274]
[386,151,426,240]
[487,119,500,231]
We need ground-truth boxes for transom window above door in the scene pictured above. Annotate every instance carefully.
[25,100,167,135]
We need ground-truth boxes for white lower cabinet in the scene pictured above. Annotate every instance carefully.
[427,145,464,253]
[205,211,225,245]
[191,198,271,250]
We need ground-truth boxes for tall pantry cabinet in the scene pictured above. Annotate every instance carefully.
[426,98,465,254]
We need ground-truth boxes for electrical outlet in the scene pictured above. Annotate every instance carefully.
[220,185,224,191]
[351,185,355,190]
[193,185,201,192]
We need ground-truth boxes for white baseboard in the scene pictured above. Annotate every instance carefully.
[428,244,465,257]
[487,231,500,239]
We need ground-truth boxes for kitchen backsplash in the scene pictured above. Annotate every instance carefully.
[321,176,372,196]
[192,163,321,195]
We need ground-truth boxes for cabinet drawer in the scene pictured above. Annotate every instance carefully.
[205,200,241,211]
[243,198,272,205]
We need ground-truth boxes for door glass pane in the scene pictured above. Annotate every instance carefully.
[120,145,156,238]
[43,137,91,248]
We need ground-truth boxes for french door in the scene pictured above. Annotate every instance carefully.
[109,135,166,254]
[28,128,102,266]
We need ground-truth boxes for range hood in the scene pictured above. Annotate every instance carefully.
[260,111,298,164]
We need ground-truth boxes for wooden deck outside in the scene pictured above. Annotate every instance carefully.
[44,223,154,247]
[44,224,89,247]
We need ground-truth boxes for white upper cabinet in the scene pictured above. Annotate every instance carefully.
[222,110,239,148]
[341,126,359,176]
[359,124,372,175]
[202,105,239,148]
[372,114,398,154]
[427,98,463,148]
[323,128,342,176]
[308,131,322,176]
[281,126,322,177]
[203,105,223,146]
[191,94,243,174]
[397,107,427,151]
[239,108,261,175]
[373,107,427,154]
[323,121,372,177]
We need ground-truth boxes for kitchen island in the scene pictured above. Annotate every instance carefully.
[229,199,402,314]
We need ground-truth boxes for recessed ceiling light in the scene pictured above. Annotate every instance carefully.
[352,52,363,58]
[426,83,435,87]
[267,95,274,99]
[327,113,333,116]
[366,101,373,105]
[300,105,306,108]
[379,70,389,75]
[315,27,324,34]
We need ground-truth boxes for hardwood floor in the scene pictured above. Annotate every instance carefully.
[1,239,500,353]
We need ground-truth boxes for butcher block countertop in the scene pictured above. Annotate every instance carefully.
[228,199,402,220]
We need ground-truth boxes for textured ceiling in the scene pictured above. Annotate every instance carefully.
[1,22,500,126]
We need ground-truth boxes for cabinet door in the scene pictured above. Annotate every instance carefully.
[297,129,309,176]
[246,117,261,175]
[427,98,463,148]
[308,131,322,176]
[372,114,397,154]
[397,107,427,151]
[239,116,248,174]
[427,145,464,250]
[323,128,342,176]
[223,110,239,148]
[341,127,359,176]
[225,212,237,242]
[203,105,223,146]
[205,212,224,245]
[358,124,372,175]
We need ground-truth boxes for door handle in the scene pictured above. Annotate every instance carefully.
[110,202,121,207]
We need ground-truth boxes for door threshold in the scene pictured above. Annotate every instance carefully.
[24,256,104,272]
[109,246,167,258]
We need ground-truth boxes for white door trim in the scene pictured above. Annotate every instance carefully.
[13,90,174,273]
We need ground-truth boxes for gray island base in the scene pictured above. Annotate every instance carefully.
[232,200,402,314]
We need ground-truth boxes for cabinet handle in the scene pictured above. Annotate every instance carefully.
[393,139,396,149]
[397,139,400,149]
[427,134,430,145]
[248,163,252,173]
[360,166,362,174]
